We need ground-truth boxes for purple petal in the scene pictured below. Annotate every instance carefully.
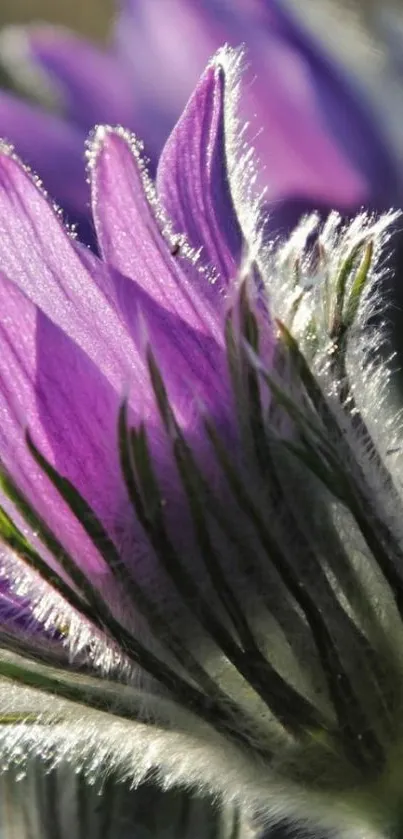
[0,91,88,223]
[0,146,137,392]
[24,26,138,134]
[36,316,124,533]
[113,271,232,429]
[0,271,122,573]
[90,126,224,337]
[157,60,242,284]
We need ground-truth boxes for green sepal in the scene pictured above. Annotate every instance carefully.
[330,237,368,339]
[343,239,374,332]
[271,327,403,618]
[146,348,333,739]
[117,401,228,697]
[24,435,230,722]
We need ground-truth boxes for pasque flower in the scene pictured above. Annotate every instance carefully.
[0,0,399,245]
[0,43,402,839]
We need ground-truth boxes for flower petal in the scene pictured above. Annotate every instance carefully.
[113,271,231,429]
[90,126,224,337]
[157,60,242,284]
[0,270,126,572]
[0,146,138,392]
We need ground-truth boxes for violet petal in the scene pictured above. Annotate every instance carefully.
[0,271,123,574]
[113,270,232,430]
[0,146,137,391]
[157,61,242,283]
[90,127,224,337]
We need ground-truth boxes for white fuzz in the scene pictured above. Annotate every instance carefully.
[211,46,265,266]
[0,544,133,678]
[263,209,403,509]
[87,124,210,279]
[0,676,379,839]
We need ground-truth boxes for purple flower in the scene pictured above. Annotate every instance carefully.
[0,49,276,775]
[0,0,398,245]
[0,42,403,839]
[0,52,274,670]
